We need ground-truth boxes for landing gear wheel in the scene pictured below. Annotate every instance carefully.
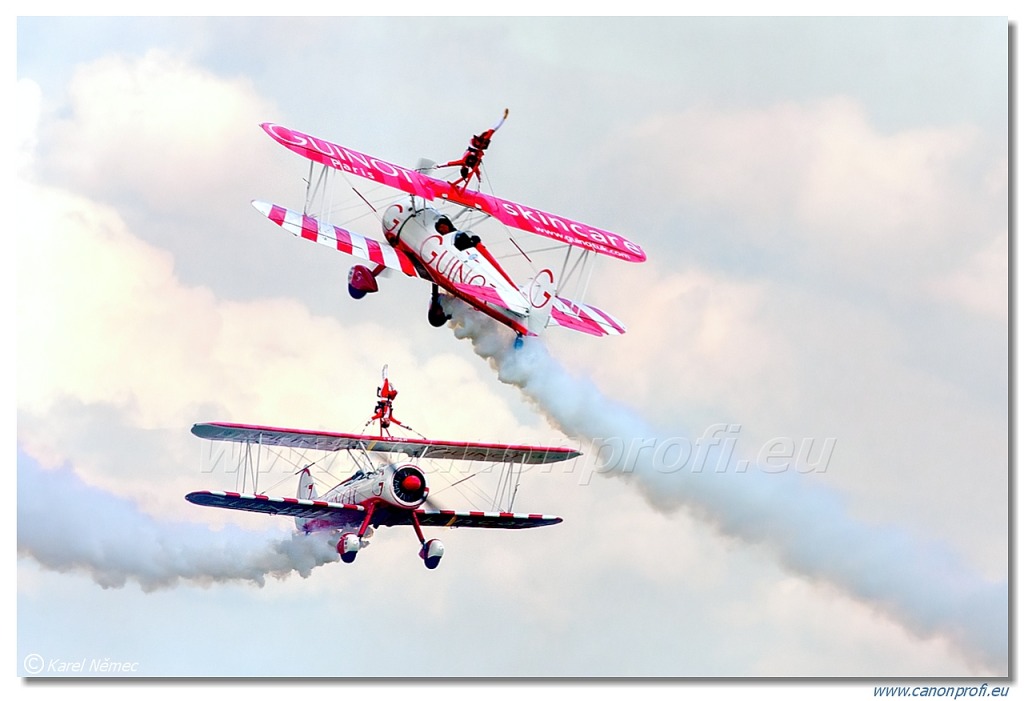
[419,539,445,570]
[337,532,361,563]
[428,302,449,327]
[428,284,450,328]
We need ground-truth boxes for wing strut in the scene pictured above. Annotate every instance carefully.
[303,161,333,219]
[555,245,592,299]
[493,456,526,512]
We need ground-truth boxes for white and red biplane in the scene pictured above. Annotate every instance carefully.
[186,371,577,569]
[253,113,646,339]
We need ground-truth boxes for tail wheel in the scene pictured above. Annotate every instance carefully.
[337,532,360,563]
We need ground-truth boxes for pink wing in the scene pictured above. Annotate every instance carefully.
[449,281,529,315]
[261,123,646,264]
[430,186,646,264]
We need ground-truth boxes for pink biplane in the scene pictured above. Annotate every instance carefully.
[253,112,645,339]
[186,367,577,570]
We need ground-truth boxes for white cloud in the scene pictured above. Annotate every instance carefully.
[46,49,280,212]
[930,231,1008,320]
[606,97,1004,302]
[16,25,1008,678]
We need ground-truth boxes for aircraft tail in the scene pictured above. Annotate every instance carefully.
[295,468,317,531]
[546,296,626,337]
[523,270,557,336]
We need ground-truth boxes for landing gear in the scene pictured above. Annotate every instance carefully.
[420,539,445,570]
[513,333,524,349]
[337,503,376,564]
[348,264,383,300]
[411,511,444,570]
[337,532,360,563]
[428,283,450,328]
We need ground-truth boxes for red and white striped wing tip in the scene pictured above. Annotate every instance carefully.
[252,200,421,278]
[415,509,562,529]
[185,490,365,518]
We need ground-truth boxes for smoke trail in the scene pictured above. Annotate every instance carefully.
[18,456,339,591]
[444,298,1008,672]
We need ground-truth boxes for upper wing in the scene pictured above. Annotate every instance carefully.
[192,422,581,465]
[415,509,562,529]
[252,200,430,280]
[261,123,646,264]
[432,186,646,264]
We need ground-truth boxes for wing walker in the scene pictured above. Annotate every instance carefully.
[254,109,646,340]
[186,366,578,570]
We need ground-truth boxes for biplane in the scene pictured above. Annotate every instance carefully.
[185,368,577,569]
[253,111,646,339]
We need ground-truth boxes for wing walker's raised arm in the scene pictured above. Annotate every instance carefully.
[436,108,509,190]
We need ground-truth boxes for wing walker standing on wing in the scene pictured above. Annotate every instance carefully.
[438,108,508,190]
[252,110,646,342]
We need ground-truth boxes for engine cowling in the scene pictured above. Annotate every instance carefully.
[388,464,428,507]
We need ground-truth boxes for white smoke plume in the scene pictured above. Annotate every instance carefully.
[444,297,1007,672]
[18,457,339,591]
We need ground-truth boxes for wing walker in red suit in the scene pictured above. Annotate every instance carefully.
[438,108,509,190]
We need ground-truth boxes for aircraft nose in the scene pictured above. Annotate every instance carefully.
[401,474,423,493]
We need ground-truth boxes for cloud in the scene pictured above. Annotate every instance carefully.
[604,98,1005,304]
[45,49,278,212]
[18,454,339,591]
[445,298,1008,673]
[16,36,1006,677]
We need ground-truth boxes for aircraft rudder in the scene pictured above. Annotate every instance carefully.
[523,269,557,336]
[295,468,318,531]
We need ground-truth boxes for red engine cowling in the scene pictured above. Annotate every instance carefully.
[348,265,379,299]
[388,464,428,507]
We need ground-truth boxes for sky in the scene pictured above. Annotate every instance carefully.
[12,11,1011,695]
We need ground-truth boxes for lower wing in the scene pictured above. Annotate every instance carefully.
[185,491,560,530]
[186,490,366,529]
[415,509,561,529]
[252,200,429,280]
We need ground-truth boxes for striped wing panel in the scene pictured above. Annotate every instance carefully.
[549,297,626,337]
[186,490,365,528]
[415,509,562,529]
[252,200,427,279]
